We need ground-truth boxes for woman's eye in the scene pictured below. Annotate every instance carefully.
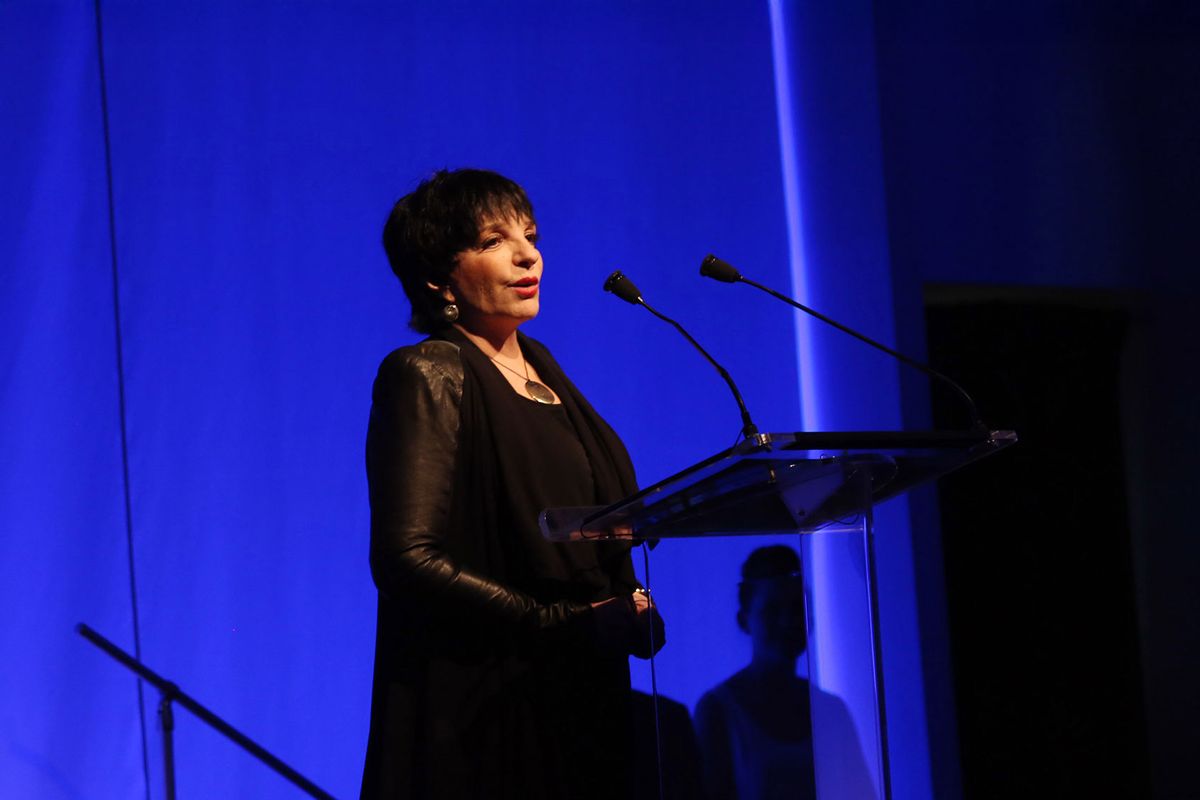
[480,236,501,249]
[526,232,540,244]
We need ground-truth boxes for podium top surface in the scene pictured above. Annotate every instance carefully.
[540,429,1016,541]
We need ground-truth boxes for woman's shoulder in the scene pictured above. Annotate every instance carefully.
[374,339,465,401]
[378,339,463,377]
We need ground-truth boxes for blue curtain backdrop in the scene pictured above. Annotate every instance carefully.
[2,2,938,797]
[1,4,145,796]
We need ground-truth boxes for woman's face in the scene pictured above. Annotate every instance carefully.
[442,214,542,332]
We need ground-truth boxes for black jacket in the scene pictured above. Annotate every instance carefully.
[360,331,640,799]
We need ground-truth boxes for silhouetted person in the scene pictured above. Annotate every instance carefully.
[696,545,877,799]
[630,689,705,800]
[695,545,815,799]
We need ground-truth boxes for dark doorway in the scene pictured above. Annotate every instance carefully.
[925,289,1150,798]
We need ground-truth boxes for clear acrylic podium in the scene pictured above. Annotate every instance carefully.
[542,429,1016,800]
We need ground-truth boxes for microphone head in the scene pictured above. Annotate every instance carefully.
[700,254,742,283]
[603,270,644,305]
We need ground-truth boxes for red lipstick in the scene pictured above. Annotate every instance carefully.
[511,277,539,299]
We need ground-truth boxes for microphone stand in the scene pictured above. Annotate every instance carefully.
[76,623,334,800]
[603,269,761,441]
[700,254,990,432]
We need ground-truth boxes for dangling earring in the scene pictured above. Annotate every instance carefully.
[442,303,460,323]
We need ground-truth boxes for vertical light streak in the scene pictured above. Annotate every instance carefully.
[771,8,885,795]
[768,0,821,432]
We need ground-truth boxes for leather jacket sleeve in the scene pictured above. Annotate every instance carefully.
[366,341,592,643]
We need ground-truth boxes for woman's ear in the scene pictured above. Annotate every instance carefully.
[426,280,455,303]
[736,610,749,634]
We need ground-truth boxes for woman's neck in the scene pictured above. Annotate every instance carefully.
[453,321,521,359]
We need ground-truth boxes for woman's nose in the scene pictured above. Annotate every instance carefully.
[513,239,539,266]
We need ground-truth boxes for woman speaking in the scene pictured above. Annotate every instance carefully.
[360,169,662,799]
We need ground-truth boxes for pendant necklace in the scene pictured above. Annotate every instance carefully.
[490,352,557,404]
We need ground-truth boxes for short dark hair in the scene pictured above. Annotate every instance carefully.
[382,168,535,333]
[737,544,802,632]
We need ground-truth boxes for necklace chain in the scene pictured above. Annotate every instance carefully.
[489,350,556,404]
[489,353,532,381]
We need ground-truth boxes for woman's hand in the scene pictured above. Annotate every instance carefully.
[590,590,665,659]
[629,588,666,659]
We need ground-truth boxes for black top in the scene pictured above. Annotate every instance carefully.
[495,393,608,604]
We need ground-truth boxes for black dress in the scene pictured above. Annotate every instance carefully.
[361,328,640,800]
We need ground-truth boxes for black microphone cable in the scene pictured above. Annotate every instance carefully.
[639,543,664,800]
[604,268,759,800]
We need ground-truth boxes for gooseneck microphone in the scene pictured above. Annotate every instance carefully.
[603,270,759,440]
[700,254,988,431]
